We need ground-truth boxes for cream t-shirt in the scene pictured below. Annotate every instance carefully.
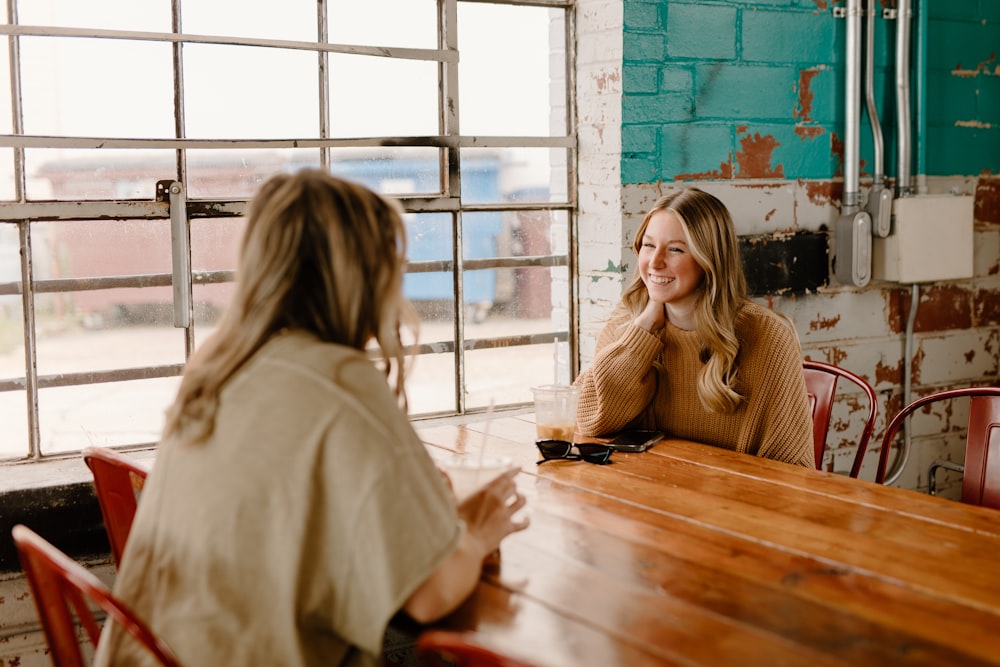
[94,331,461,666]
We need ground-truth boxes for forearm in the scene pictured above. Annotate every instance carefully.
[401,528,489,624]
[576,324,662,435]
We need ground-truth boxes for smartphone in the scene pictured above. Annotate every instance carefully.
[610,429,666,453]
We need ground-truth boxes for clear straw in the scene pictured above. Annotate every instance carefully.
[475,398,496,483]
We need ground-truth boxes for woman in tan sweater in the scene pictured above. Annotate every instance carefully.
[575,188,814,467]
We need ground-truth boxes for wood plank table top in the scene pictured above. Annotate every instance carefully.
[413,411,1000,667]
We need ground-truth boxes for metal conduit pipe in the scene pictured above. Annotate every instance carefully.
[864,0,892,237]
[895,0,914,197]
[834,0,873,287]
[884,284,919,485]
[843,0,863,210]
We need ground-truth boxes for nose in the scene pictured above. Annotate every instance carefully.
[649,246,668,267]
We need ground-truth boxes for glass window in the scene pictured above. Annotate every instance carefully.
[0,0,575,461]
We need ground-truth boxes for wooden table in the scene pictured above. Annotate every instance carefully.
[413,411,1000,667]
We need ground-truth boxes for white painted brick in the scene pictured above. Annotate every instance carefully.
[973,226,1000,278]
[916,329,1000,384]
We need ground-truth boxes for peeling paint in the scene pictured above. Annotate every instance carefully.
[974,286,1000,326]
[765,208,777,221]
[964,349,976,363]
[875,358,902,386]
[675,160,734,181]
[831,132,845,178]
[916,285,973,332]
[952,53,998,78]
[735,132,783,179]
[794,68,820,123]
[795,126,826,140]
[804,180,839,207]
[975,176,1000,225]
[955,120,993,129]
[591,69,620,94]
[793,68,827,141]
[809,313,840,331]
[812,0,829,10]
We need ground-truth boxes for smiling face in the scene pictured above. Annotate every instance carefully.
[637,208,705,316]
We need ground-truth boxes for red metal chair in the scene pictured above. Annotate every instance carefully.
[802,360,878,478]
[82,446,149,568]
[877,386,1000,509]
[11,524,180,667]
[415,630,535,667]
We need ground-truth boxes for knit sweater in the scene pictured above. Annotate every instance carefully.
[575,302,814,467]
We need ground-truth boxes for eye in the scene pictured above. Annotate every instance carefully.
[641,241,655,249]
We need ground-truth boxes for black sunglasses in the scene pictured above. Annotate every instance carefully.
[535,440,613,465]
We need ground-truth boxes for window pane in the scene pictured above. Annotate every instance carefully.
[0,391,27,460]
[407,306,457,416]
[466,341,557,410]
[461,147,569,204]
[184,44,319,140]
[181,0,317,41]
[19,37,174,138]
[27,149,177,200]
[458,3,564,136]
[186,148,320,198]
[191,217,241,322]
[18,0,171,31]
[329,148,443,197]
[0,149,15,200]
[328,0,437,49]
[329,54,438,138]
[0,224,26,460]
[38,377,179,455]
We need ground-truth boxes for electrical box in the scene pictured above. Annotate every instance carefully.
[872,195,974,283]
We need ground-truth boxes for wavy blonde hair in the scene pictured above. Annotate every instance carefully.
[616,188,750,414]
[164,168,416,443]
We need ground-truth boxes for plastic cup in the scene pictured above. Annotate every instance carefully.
[531,384,580,442]
[439,454,515,502]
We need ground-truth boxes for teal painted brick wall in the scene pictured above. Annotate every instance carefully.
[622,0,999,184]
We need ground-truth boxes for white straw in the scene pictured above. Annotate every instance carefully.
[553,336,559,384]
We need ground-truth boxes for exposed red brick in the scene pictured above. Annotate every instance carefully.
[736,125,748,133]
[875,358,902,386]
[831,132,845,178]
[887,285,973,333]
[809,314,840,330]
[765,208,777,221]
[911,347,925,386]
[795,126,826,140]
[735,132,783,179]
[914,284,973,332]
[675,159,734,181]
[812,0,829,10]
[795,69,820,122]
[886,287,907,334]
[964,349,976,363]
[974,286,1000,326]
[975,176,1000,225]
[804,180,840,207]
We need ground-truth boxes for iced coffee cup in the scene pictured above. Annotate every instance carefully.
[439,454,515,502]
[531,384,580,442]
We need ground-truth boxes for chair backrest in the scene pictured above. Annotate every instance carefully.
[415,630,535,667]
[82,446,150,568]
[802,360,878,478]
[11,524,180,667]
[878,386,1000,508]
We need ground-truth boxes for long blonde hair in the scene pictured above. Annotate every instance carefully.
[617,188,750,413]
[164,169,416,442]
